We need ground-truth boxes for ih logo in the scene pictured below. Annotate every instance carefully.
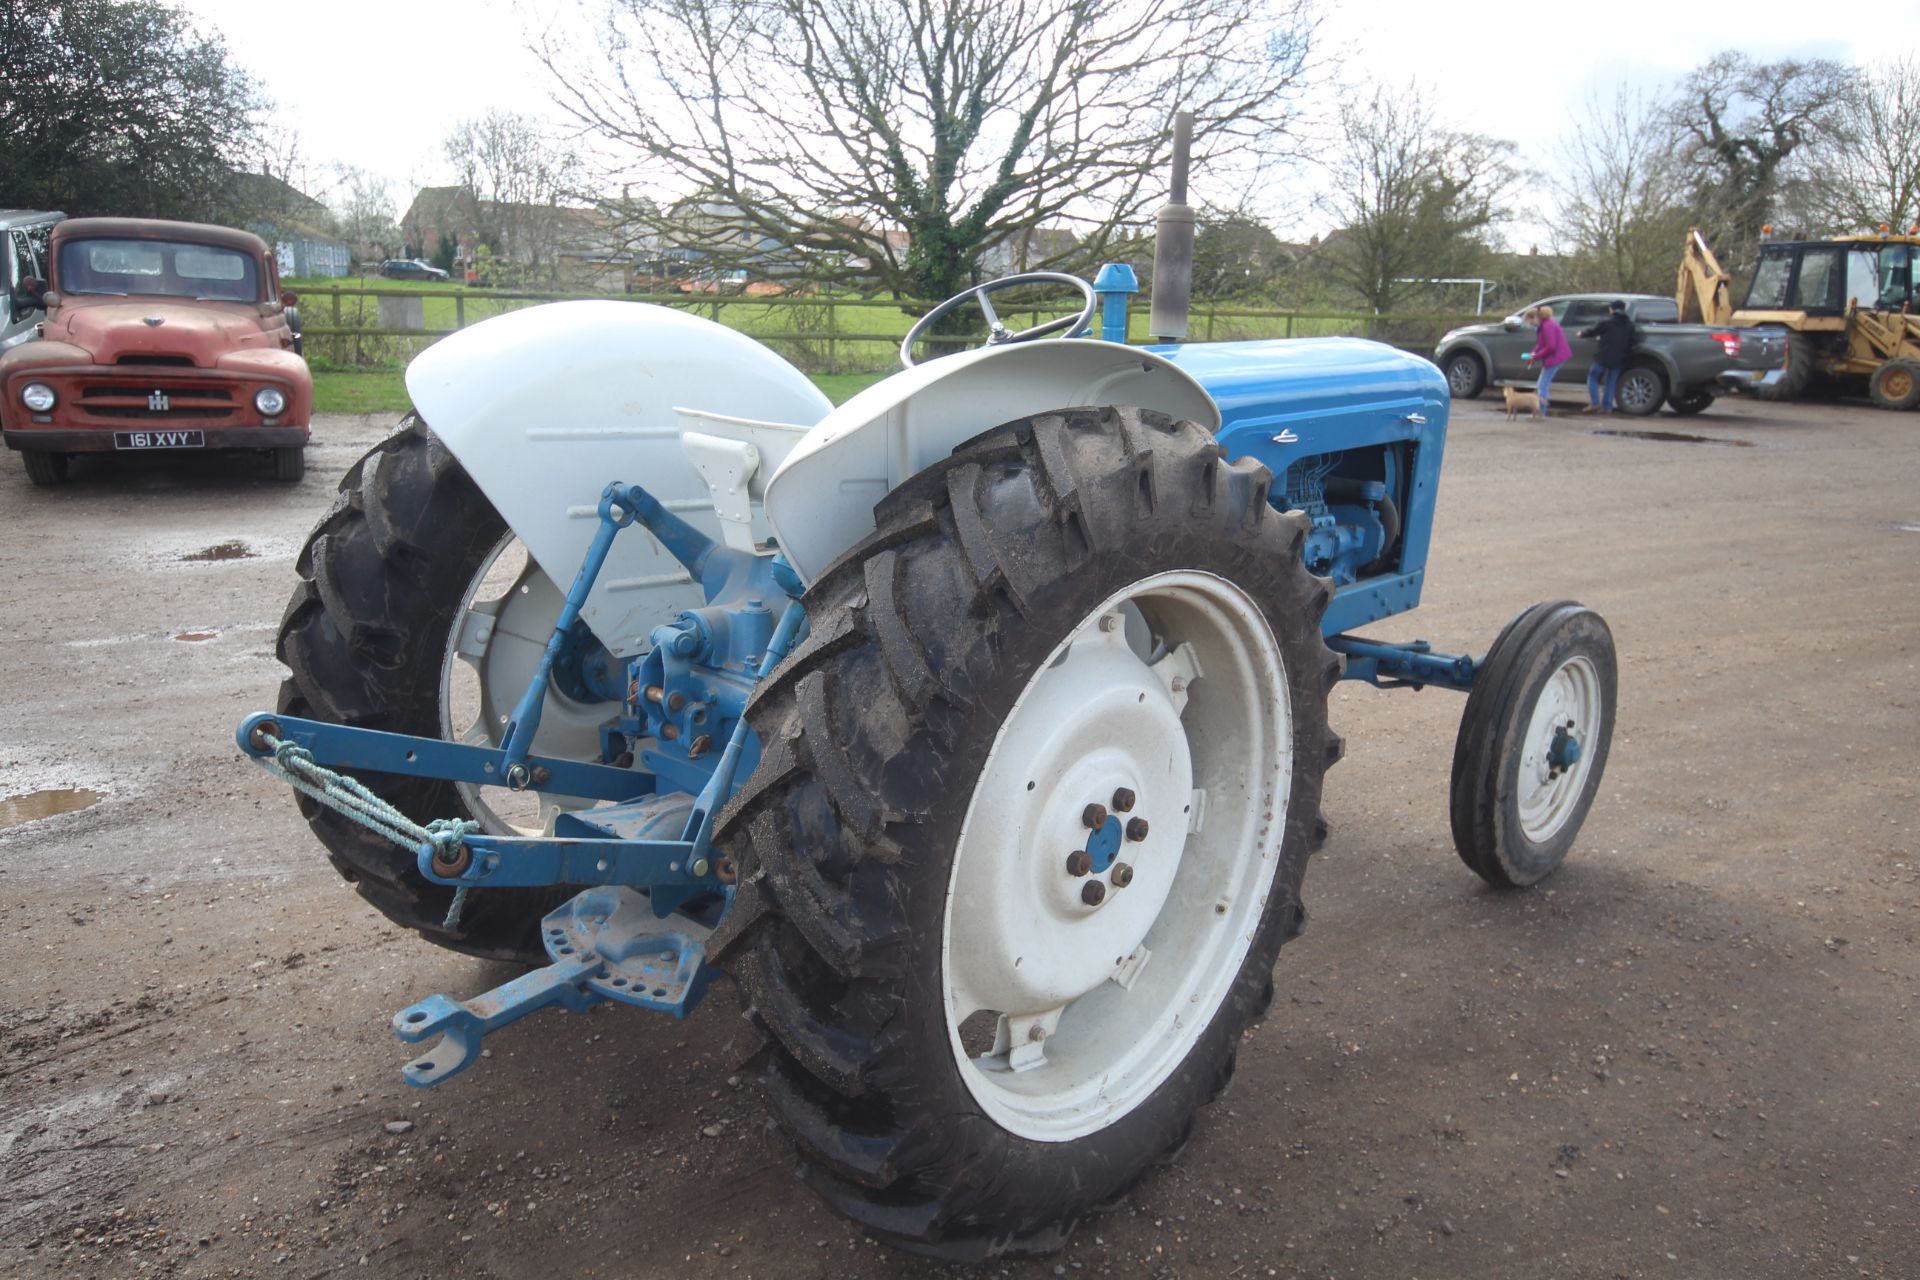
[148,389,169,411]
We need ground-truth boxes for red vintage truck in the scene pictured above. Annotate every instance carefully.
[0,217,311,484]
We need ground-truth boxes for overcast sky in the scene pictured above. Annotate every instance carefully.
[182,0,1920,242]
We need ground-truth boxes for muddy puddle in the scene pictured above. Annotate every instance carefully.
[1588,429,1753,447]
[0,788,107,830]
[179,540,255,562]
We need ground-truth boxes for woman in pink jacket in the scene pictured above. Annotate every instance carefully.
[1525,304,1571,413]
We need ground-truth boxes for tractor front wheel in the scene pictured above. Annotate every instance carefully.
[715,406,1339,1259]
[1449,601,1617,887]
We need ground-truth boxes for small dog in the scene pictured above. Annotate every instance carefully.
[1503,385,1542,420]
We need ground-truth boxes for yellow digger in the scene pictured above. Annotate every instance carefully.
[1677,226,1920,410]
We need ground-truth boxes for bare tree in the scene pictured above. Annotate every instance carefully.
[1667,51,1849,259]
[328,165,401,264]
[540,0,1320,300]
[1793,57,1920,235]
[1314,85,1518,314]
[443,109,586,283]
[1552,86,1695,295]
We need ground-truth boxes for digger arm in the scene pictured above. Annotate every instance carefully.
[1677,228,1734,326]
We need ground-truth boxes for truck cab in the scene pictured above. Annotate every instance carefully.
[0,217,313,485]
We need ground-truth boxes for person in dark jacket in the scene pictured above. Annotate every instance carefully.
[1581,300,1636,414]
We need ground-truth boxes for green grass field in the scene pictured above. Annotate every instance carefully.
[291,276,1470,416]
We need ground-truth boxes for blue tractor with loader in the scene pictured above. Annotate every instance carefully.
[238,131,1617,1260]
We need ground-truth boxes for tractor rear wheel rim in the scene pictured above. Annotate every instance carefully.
[1516,653,1602,843]
[941,570,1291,1143]
[438,530,608,835]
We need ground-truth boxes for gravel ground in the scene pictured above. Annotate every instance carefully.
[1,393,1915,1280]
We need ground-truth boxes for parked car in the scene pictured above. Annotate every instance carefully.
[379,258,450,282]
[0,217,312,485]
[2,209,66,352]
[1432,292,1778,416]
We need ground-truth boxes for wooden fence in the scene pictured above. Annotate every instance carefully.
[290,285,1481,373]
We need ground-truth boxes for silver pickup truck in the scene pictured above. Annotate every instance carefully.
[1433,292,1786,417]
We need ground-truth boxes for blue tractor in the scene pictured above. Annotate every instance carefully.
[240,160,1616,1261]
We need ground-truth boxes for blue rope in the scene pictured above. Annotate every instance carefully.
[253,734,481,930]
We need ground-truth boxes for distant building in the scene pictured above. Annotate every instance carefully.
[227,172,351,279]
[978,226,1081,277]
[400,186,626,289]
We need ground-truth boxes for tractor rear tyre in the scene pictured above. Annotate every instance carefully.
[1614,364,1668,417]
[1868,359,1920,411]
[714,406,1339,1260]
[1756,332,1815,402]
[22,450,68,485]
[276,414,605,962]
[1449,601,1617,888]
[1444,351,1487,399]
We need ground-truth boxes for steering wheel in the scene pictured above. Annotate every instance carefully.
[899,272,1099,368]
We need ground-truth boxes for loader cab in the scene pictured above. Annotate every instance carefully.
[1743,239,1914,315]
[1875,243,1914,310]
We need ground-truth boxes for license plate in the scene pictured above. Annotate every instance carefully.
[113,430,205,450]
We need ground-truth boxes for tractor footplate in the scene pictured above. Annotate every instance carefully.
[392,887,717,1087]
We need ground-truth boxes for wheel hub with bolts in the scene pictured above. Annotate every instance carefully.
[942,571,1292,1141]
[1517,655,1602,842]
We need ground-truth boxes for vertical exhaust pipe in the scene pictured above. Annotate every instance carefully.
[1150,110,1195,342]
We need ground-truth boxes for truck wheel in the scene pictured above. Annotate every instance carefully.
[1614,364,1668,417]
[271,445,306,482]
[1444,351,1486,399]
[1756,332,1815,402]
[276,414,613,961]
[1868,359,1920,411]
[1667,390,1713,416]
[1449,601,1616,888]
[21,450,68,485]
[715,406,1339,1259]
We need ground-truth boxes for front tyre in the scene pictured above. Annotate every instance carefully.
[22,450,68,485]
[714,406,1339,1259]
[1449,601,1617,888]
[271,445,306,482]
[1444,351,1487,399]
[1614,364,1668,417]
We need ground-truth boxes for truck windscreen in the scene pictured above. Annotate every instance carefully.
[57,238,261,302]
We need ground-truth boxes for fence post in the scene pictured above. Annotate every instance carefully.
[826,299,838,372]
[455,293,466,330]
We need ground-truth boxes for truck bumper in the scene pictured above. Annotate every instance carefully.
[3,425,309,453]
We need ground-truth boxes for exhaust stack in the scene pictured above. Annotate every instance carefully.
[1149,111,1195,342]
